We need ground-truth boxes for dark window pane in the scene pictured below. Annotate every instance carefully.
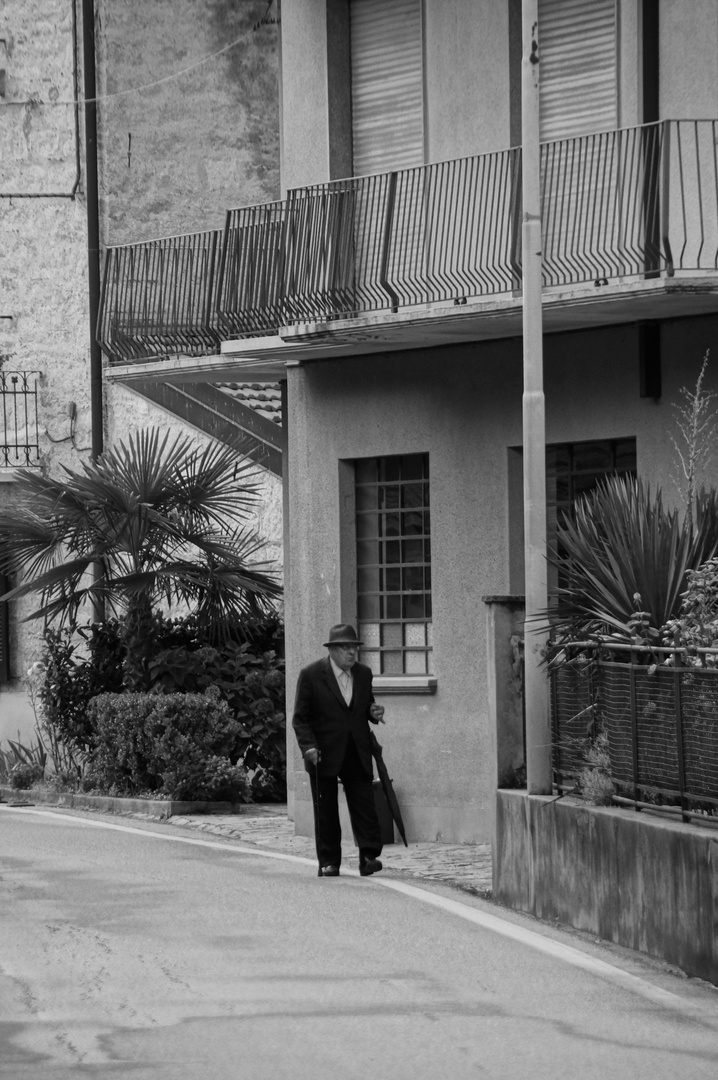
[403,566,425,591]
[572,442,611,473]
[357,566,380,593]
[383,512,401,537]
[355,459,377,484]
[356,485,378,512]
[358,594,380,619]
[403,594,425,619]
[385,567,401,591]
[425,567,431,591]
[400,454,425,480]
[402,483,424,509]
[402,511,423,535]
[386,595,401,619]
[382,458,401,482]
[356,539,379,566]
[574,474,600,499]
[385,539,401,564]
[356,513,377,539]
[614,439,637,471]
[380,486,401,510]
[402,538,424,563]
[425,594,432,618]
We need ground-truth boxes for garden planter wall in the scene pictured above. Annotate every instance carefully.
[0,785,240,818]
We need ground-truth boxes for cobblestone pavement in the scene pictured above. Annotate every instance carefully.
[169,807,493,897]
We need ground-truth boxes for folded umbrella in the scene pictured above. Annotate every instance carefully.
[370,731,408,847]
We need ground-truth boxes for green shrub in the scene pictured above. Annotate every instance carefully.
[40,623,124,753]
[10,761,43,790]
[87,689,249,802]
[149,633,286,801]
[37,614,285,801]
[663,556,718,656]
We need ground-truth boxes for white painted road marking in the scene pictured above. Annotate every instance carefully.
[3,806,714,1021]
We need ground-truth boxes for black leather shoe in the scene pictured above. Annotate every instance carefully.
[359,857,382,877]
[319,865,340,877]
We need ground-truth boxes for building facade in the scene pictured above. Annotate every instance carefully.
[99,0,718,842]
[0,0,283,743]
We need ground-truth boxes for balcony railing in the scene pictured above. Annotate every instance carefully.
[0,370,40,467]
[99,120,718,364]
[98,230,224,363]
[551,641,718,824]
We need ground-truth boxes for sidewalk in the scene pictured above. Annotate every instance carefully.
[169,806,493,897]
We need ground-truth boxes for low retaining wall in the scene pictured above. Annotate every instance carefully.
[494,789,718,985]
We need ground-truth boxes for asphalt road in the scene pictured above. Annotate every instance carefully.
[1,806,717,1080]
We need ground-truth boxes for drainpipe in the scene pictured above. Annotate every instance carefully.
[521,0,550,794]
[81,0,103,461]
[81,0,105,625]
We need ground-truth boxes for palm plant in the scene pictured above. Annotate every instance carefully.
[548,476,718,648]
[0,429,281,685]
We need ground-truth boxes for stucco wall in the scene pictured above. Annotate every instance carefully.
[286,315,718,843]
[660,0,718,118]
[494,790,718,984]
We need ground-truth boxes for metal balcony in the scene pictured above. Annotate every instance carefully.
[99,120,718,366]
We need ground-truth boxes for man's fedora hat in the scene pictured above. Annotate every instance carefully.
[323,623,363,647]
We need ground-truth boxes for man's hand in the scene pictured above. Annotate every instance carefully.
[369,703,385,724]
[304,748,320,767]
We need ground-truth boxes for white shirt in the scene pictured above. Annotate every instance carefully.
[330,657,353,705]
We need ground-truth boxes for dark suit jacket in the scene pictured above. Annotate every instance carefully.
[291,657,379,776]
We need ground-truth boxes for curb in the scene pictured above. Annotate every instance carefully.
[0,786,244,819]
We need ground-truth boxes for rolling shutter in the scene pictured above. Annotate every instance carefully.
[539,0,618,141]
[350,0,424,176]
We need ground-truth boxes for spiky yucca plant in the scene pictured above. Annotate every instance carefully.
[548,476,718,648]
[0,429,281,685]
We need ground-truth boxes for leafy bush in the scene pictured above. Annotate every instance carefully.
[87,689,250,802]
[663,557,718,656]
[35,614,285,800]
[10,761,43,789]
[149,636,286,801]
[40,623,124,753]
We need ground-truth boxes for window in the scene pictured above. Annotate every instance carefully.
[350,0,424,175]
[547,437,636,526]
[547,437,637,595]
[539,0,618,141]
[355,453,432,676]
[0,371,40,467]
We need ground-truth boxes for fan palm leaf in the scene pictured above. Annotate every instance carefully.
[0,429,281,637]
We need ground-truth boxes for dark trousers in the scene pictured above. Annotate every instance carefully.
[308,735,382,868]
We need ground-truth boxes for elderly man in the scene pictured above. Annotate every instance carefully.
[292,624,386,877]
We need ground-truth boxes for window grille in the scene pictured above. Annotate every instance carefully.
[356,453,432,675]
[0,371,40,467]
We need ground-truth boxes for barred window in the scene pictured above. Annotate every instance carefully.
[355,453,432,675]
[548,437,636,528]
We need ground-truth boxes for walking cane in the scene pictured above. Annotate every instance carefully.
[313,751,323,877]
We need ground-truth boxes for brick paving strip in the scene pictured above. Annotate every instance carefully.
[169,807,493,898]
